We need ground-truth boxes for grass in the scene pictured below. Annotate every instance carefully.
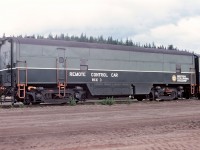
[100,97,115,105]
[68,97,77,106]
[18,103,25,108]
[126,98,133,105]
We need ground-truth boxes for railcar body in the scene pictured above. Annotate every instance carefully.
[0,38,198,104]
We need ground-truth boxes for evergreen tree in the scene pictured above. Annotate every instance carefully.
[36,35,41,39]
[80,33,84,42]
[71,35,75,40]
[55,35,58,40]
[60,33,65,40]
[119,39,123,45]
[48,33,53,39]
[32,34,36,39]
[125,38,129,46]
[64,34,70,41]
[152,42,156,48]
[17,35,23,38]
[168,44,174,50]
[11,33,183,52]
[107,36,113,44]
[89,36,94,43]
[128,39,133,46]
[98,35,104,43]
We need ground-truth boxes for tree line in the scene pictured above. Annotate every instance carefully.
[2,33,182,51]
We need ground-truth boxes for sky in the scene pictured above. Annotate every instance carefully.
[0,0,200,53]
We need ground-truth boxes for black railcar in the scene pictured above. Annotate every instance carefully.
[0,37,199,104]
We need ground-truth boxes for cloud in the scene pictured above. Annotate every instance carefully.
[0,0,200,52]
[133,16,200,53]
[1,0,198,33]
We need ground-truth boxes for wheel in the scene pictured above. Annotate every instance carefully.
[137,97,143,101]
[184,92,190,99]
[171,91,178,100]
[24,95,33,105]
[149,92,155,101]
[135,95,144,101]
[24,98,31,105]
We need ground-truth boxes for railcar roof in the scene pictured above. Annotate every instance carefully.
[11,37,193,56]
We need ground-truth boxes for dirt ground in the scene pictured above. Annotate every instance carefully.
[1,100,200,150]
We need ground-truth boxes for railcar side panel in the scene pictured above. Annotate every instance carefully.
[0,38,197,103]
[16,41,195,96]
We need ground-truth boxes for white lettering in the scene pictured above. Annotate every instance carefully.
[69,72,86,77]
[92,78,98,82]
[111,73,118,77]
[177,75,189,82]
[91,73,108,77]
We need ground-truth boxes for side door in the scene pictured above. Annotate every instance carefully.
[57,48,66,84]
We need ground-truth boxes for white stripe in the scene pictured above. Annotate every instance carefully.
[0,67,79,72]
[0,67,195,74]
[182,72,195,74]
[0,68,11,72]
[88,68,176,73]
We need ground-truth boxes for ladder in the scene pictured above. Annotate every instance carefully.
[17,61,27,99]
[190,68,196,95]
[191,84,195,95]
[58,82,66,98]
[17,84,26,99]
[56,58,67,98]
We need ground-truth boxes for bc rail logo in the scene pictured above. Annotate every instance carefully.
[172,75,177,82]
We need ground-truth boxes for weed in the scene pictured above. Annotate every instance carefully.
[18,103,25,108]
[69,97,77,106]
[100,97,115,105]
[126,98,132,105]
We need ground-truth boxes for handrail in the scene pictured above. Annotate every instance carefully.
[56,58,67,98]
[17,60,27,99]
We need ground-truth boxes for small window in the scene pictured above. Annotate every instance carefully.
[59,57,64,63]
[80,59,88,70]
[80,65,88,71]
[176,64,181,73]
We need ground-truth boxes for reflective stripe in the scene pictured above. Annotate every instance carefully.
[0,67,195,74]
